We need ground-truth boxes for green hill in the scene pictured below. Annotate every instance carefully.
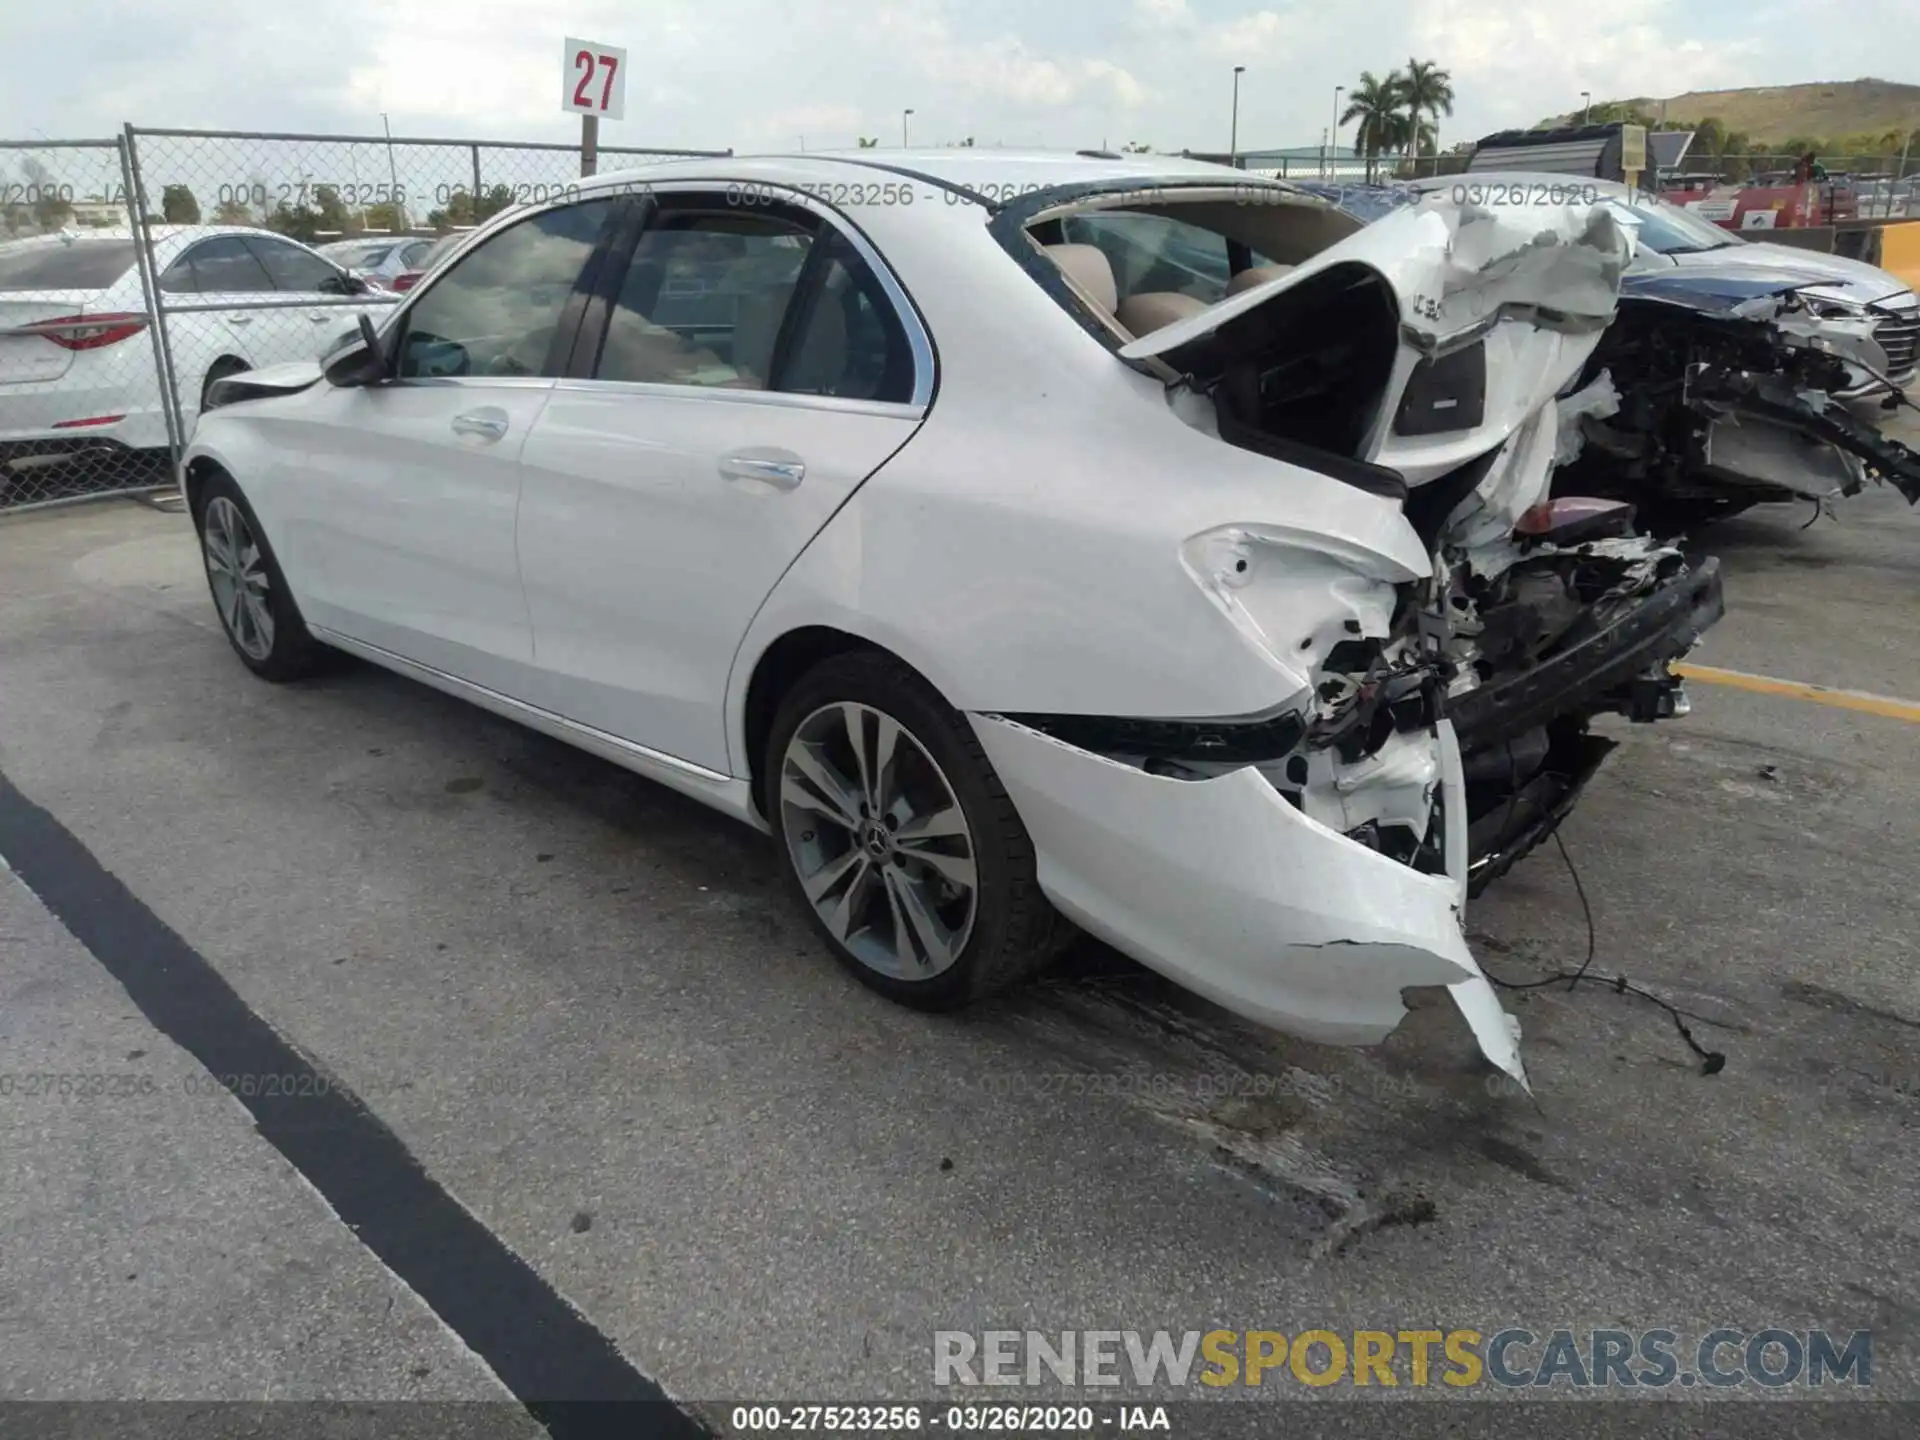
[1573,79,1920,146]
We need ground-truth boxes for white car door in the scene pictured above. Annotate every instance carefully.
[274,197,625,693]
[514,194,929,774]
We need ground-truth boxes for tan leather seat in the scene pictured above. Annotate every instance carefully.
[1043,243,1118,315]
[1225,263,1294,297]
[1113,290,1208,337]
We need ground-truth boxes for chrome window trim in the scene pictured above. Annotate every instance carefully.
[549,377,923,421]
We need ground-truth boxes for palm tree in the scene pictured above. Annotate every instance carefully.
[1341,71,1406,182]
[1399,58,1454,166]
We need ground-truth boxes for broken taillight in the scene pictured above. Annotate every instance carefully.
[23,313,150,351]
[1515,496,1637,544]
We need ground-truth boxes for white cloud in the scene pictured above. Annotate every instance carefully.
[1409,0,1758,136]
[1,0,1909,162]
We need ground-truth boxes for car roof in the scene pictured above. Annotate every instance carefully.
[3,224,317,245]
[576,148,1275,199]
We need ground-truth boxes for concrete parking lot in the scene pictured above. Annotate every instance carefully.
[2,426,1918,1436]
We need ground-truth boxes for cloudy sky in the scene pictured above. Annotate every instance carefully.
[5,0,1915,154]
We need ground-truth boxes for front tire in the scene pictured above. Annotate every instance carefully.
[765,652,1064,1010]
[194,470,327,681]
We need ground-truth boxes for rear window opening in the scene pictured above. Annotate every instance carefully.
[0,238,137,291]
[1013,187,1402,479]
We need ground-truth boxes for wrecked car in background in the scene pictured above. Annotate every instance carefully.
[180,153,1722,1093]
[1384,174,1920,533]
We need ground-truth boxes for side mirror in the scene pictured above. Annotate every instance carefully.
[324,313,392,388]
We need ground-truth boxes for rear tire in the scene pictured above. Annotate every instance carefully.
[765,652,1065,1010]
[193,469,328,682]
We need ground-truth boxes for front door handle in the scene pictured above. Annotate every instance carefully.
[224,313,253,326]
[451,407,510,443]
[717,449,805,491]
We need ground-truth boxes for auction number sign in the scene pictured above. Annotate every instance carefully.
[562,38,626,121]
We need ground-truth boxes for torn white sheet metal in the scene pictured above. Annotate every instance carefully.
[1552,370,1621,467]
[971,712,1530,1087]
[1121,197,1632,489]
[1440,400,1561,578]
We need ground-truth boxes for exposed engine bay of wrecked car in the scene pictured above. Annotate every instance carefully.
[1553,279,1920,532]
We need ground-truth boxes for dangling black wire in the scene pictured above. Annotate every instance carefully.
[1481,824,1728,1076]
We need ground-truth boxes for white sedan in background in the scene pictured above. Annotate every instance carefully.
[177,152,1725,1090]
[0,225,391,486]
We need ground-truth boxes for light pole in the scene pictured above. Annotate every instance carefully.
[902,109,914,147]
[1580,91,1592,126]
[381,112,405,227]
[1331,85,1343,175]
[1229,66,1246,167]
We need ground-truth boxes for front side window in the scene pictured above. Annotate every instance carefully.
[597,211,814,389]
[398,199,616,379]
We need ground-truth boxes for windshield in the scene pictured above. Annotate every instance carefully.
[1612,193,1741,254]
[0,237,138,291]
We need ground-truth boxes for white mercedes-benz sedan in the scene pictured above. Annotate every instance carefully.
[179,151,1726,1089]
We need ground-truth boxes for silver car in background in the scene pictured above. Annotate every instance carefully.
[318,236,435,293]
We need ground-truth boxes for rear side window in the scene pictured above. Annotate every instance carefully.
[597,212,814,388]
[779,230,915,403]
[0,239,136,291]
[591,202,915,402]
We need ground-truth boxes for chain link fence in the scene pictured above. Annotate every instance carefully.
[0,125,726,512]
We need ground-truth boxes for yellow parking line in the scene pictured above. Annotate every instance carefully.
[1676,663,1920,724]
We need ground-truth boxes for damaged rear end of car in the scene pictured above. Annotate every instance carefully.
[912,174,1729,1082]
[1004,182,1721,892]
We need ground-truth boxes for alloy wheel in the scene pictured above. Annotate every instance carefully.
[202,495,275,661]
[779,701,980,980]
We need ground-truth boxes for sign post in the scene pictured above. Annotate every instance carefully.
[562,36,626,178]
[1620,123,1647,197]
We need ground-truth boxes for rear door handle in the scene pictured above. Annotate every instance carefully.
[717,449,805,490]
[224,313,253,326]
[451,407,510,443]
